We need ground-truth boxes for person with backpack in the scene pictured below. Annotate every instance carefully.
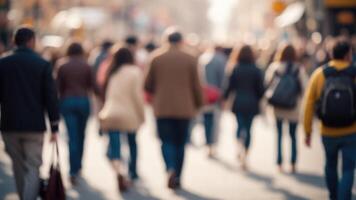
[303,39,356,200]
[223,45,264,170]
[265,44,308,173]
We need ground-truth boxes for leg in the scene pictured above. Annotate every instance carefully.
[203,112,214,146]
[127,133,138,180]
[289,122,298,170]
[107,131,121,163]
[2,134,26,198]
[276,119,283,166]
[156,119,175,172]
[77,99,90,172]
[244,115,254,151]
[22,133,44,200]
[338,135,356,200]
[62,112,80,177]
[174,119,190,180]
[322,136,339,200]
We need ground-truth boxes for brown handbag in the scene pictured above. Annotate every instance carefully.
[40,142,66,200]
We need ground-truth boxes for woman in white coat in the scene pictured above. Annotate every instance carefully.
[99,46,145,192]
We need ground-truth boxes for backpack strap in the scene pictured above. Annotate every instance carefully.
[323,64,356,78]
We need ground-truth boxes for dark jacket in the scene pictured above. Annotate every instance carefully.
[0,47,60,133]
[224,63,265,116]
[56,56,96,99]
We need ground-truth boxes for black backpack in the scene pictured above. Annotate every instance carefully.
[266,63,301,109]
[316,65,356,127]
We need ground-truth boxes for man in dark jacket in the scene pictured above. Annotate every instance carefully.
[0,27,59,200]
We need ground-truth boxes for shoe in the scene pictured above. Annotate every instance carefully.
[278,165,284,173]
[167,171,179,190]
[70,176,78,186]
[291,165,296,174]
[118,174,130,192]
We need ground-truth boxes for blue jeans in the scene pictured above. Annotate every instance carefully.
[236,113,254,150]
[60,97,90,176]
[107,131,138,179]
[322,134,356,200]
[203,112,215,145]
[156,118,190,180]
[276,119,297,165]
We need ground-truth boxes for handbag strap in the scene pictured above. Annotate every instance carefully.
[51,141,61,169]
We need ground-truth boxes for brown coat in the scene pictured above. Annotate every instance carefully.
[144,45,204,119]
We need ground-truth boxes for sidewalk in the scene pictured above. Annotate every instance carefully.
[0,108,355,200]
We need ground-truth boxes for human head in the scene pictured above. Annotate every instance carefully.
[66,42,84,57]
[163,27,183,45]
[105,46,134,91]
[237,45,255,64]
[331,39,352,61]
[102,40,113,51]
[277,44,297,63]
[125,35,139,52]
[14,26,35,49]
[229,45,255,66]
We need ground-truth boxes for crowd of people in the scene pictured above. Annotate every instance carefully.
[0,25,355,200]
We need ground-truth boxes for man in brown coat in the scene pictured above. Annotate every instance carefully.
[145,28,204,189]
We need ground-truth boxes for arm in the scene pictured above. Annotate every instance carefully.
[144,58,156,94]
[302,68,322,146]
[191,58,204,109]
[223,68,236,100]
[43,63,60,135]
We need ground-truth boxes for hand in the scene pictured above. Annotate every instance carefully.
[50,133,58,143]
[305,135,311,148]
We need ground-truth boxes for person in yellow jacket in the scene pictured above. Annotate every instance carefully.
[303,40,356,200]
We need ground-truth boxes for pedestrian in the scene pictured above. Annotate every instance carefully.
[56,42,97,185]
[303,39,356,200]
[99,46,145,192]
[0,26,60,200]
[223,45,264,170]
[265,44,308,173]
[144,28,204,189]
[199,45,227,157]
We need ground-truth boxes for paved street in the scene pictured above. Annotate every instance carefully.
[0,107,355,200]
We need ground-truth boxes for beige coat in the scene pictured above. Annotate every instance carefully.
[265,62,309,122]
[144,45,204,118]
[99,65,145,132]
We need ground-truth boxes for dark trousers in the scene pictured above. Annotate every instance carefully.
[60,97,90,176]
[276,118,297,165]
[322,134,356,200]
[235,113,254,150]
[107,131,138,179]
[156,118,190,180]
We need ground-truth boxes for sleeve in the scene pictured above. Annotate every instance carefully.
[144,58,156,94]
[191,58,204,108]
[44,63,60,133]
[302,68,322,136]
[256,68,265,99]
[223,68,237,100]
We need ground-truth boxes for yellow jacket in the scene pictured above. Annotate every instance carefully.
[303,60,356,137]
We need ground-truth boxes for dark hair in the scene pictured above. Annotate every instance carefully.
[332,40,351,60]
[14,27,35,46]
[236,45,255,64]
[168,32,183,44]
[125,35,138,46]
[278,44,297,62]
[104,46,134,93]
[66,42,84,56]
[145,41,157,52]
[102,40,113,51]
